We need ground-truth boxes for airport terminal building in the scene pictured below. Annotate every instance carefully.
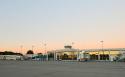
[49,46,125,61]
[52,46,81,60]
[82,48,125,61]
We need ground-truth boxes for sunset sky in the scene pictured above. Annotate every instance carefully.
[0,0,125,54]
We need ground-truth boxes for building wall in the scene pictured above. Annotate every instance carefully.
[88,51,120,55]
[84,51,122,61]
[55,51,79,60]
[0,55,23,60]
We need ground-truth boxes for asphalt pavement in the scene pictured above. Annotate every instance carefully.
[0,61,125,77]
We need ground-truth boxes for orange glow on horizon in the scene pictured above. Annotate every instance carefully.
[0,42,125,55]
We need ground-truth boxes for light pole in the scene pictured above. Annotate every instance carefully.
[20,45,23,53]
[98,49,100,60]
[71,42,74,48]
[31,45,34,59]
[44,43,48,61]
[108,50,111,61]
[32,45,34,51]
[100,41,104,60]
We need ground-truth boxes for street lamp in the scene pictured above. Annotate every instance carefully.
[20,45,23,53]
[32,45,34,51]
[71,42,74,48]
[100,41,104,60]
[43,43,48,61]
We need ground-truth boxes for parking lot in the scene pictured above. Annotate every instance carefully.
[0,61,125,77]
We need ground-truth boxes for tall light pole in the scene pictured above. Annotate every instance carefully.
[44,43,48,61]
[71,42,74,60]
[44,43,46,54]
[100,40,104,60]
[31,45,34,59]
[32,45,34,51]
[71,42,74,48]
[20,45,23,54]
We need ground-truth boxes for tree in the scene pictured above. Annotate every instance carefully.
[0,51,23,56]
[4,51,14,55]
[26,50,34,54]
[37,53,43,55]
[15,53,23,56]
[48,52,54,58]
[36,53,43,58]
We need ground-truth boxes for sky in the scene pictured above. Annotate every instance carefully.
[0,0,125,54]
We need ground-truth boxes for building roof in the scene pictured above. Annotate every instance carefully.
[49,46,80,53]
[48,46,125,53]
[54,48,80,52]
[82,48,125,52]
